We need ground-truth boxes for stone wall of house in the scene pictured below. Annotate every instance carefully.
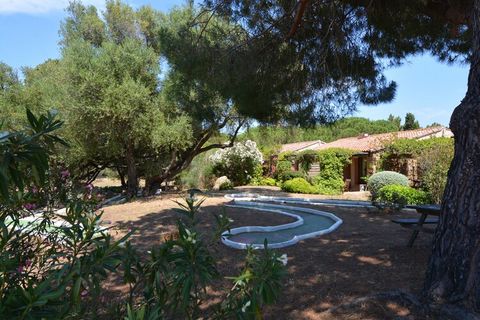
[367,152,381,176]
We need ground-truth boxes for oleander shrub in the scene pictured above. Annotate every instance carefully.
[376,185,430,209]
[281,178,317,194]
[367,171,409,199]
[210,140,263,186]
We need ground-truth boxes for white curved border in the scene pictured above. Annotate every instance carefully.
[225,193,376,208]
[221,198,344,249]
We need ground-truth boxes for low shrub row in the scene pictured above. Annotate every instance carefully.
[281,178,318,194]
[250,177,277,186]
[376,184,429,208]
[281,177,343,195]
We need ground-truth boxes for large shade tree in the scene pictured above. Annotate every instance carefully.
[205,0,480,315]
[17,1,249,196]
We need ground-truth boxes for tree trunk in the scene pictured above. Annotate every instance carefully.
[117,166,127,188]
[423,0,480,312]
[125,144,138,197]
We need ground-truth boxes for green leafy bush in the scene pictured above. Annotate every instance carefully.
[312,148,353,195]
[297,150,318,172]
[367,171,409,199]
[251,177,277,186]
[277,170,305,182]
[376,185,430,209]
[312,176,344,195]
[180,152,216,189]
[275,160,293,180]
[418,141,453,204]
[380,137,454,204]
[281,178,318,194]
[219,180,234,190]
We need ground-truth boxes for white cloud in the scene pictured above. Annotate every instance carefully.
[0,0,107,15]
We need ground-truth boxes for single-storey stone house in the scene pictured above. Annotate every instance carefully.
[278,126,453,191]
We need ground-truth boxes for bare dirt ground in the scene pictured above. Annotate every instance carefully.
[101,189,434,319]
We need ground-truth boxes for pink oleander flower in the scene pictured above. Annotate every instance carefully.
[23,203,36,211]
[85,183,94,193]
[60,169,70,180]
[81,289,88,297]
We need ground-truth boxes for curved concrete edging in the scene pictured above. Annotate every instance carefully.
[221,193,350,249]
[224,193,376,208]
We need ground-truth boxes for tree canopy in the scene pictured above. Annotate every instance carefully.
[204,0,480,314]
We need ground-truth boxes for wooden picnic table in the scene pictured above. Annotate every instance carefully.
[392,204,441,247]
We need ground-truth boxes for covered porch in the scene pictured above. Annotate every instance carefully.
[343,153,371,191]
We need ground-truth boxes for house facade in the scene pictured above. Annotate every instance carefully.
[278,127,454,191]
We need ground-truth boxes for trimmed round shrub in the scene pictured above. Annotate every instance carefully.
[281,178,317,194]
[376,185,429,209]
[367,171,409,199]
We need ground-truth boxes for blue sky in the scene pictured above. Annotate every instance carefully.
[0,0,469,127]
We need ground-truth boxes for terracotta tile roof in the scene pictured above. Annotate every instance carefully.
[280,140,326,153]
[314,126,453,153]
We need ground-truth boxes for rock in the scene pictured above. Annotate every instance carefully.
[213,176,231,191]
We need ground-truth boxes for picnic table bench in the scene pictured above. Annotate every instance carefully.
[391,204,441,247]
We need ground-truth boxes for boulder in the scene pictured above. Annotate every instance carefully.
[213,176,231,191]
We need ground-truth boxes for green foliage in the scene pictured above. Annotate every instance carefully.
[367,171,409,199]
[376,185,429,209]
[250,177,277,187]
[206,1,467,124]
[381,138,453,204]
[402,112,420,130]
[0,110,129,318]
[312,148,353,195]
[418,141,454,204]
[0,62,23,128]
[277,170,305,182]
[215,245,287,319]
[210,140,263,186]
[240,117,402,152]
[180,152,216,189]
[219,180,234,190]
[0,110,286,319]
[274,160,293,180]
[297,150,318,172]
[281,178,317,194]
[311,176,344,195]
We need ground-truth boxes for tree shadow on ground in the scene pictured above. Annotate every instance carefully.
[106,199,433,319]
